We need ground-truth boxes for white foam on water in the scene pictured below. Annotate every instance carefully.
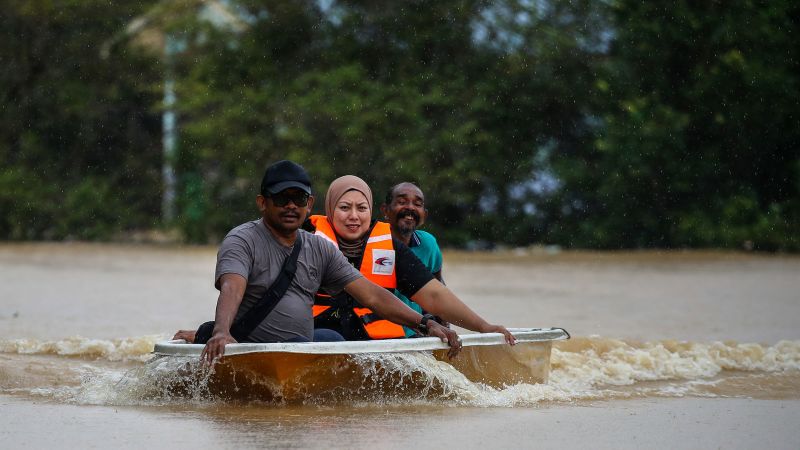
[3,335,799,407]
[95,358,212,406]
[68,355,218,406]
[348,351,576,406]
[0,335,165,362]
[538,337,800,402]
[20,364,129,404]
[551,338,800,386]
[339,338,800,406]
[348,351,479,402]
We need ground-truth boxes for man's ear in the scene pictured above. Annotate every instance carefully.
[379,203,389,219]
[256,194,267,213]
[419,208,428,227]
[306,195,315,212]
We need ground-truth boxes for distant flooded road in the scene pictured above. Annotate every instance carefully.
[1,243,799,449]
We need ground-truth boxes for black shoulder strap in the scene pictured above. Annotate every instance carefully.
[229,233,303,342]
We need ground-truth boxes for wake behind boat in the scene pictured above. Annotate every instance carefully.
[153,328,569,401]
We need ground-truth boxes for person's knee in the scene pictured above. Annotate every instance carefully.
[313,328,345,342]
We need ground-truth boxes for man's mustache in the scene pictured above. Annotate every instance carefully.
[398,209,420,223]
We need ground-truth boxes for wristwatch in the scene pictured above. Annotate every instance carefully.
[418,313,436,334]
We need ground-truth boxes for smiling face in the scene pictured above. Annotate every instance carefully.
[381,183,426,238]
[331,189,372,242]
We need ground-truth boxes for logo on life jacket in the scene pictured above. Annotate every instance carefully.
[371,249,395,275]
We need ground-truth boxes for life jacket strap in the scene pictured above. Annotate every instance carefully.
[315,292,355,308]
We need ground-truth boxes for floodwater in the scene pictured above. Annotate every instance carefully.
[1,242,799,449]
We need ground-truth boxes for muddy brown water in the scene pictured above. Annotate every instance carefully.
[1,243,798,449]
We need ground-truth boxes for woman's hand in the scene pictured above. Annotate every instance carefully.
[479,324,516,345]
[427,320,463,358]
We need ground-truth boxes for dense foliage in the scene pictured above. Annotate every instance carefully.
[2,0,797,250]
[1,0,162,240]
[551,1,800,250]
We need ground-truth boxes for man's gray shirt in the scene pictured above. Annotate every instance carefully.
[215,219,362,342]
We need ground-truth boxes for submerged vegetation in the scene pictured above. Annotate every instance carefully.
[1,1,797,250]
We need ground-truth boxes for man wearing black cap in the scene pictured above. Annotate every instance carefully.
[176,160,462,364]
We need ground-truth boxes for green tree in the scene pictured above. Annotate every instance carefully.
[553,0,800,250]
[174,0,606,245]
[0,0,162,240]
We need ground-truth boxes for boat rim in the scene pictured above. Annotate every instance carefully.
[153,327,569,357]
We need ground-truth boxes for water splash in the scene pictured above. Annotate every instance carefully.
[2,336,799,407]
[551,337,800,389]
[0,335,165,362]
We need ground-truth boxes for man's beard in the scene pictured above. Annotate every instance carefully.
[395,209,420,236]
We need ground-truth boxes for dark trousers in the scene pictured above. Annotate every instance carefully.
[285,328,346,343]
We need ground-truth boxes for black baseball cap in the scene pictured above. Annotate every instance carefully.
[261,160,312,195]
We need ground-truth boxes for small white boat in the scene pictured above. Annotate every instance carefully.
[153,328,569,400]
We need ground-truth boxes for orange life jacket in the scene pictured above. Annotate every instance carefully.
[309,215,405,339]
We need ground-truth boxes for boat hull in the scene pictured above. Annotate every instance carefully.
[153,328,568,401]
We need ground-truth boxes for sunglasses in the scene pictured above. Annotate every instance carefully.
[268,191,310,207]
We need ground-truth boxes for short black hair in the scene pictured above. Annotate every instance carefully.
[384,181,421,205]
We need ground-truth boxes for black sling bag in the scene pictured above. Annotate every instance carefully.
[194,234,303,344]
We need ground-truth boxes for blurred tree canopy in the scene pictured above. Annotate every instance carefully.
[1,0,797,250]
[1,0,162,239]
[551,1,800,250]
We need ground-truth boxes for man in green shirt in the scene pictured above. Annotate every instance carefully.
[381,182,446,336]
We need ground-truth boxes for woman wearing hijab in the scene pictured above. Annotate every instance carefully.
[306,175,515,344]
